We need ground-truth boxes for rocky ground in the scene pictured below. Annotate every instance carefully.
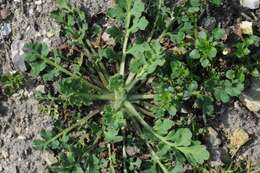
[0,0,110,173]
[0,0,260,173]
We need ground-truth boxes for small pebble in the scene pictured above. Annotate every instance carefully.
[1,150,9,159]
[0,8,10,20]
[11,40,27,72]
[240,0,259,9]
[240,21,253,35]
[35,85,45,94]
[46,31,54,38]
[35,0,42,5]
[0,23,11,37]
[41,151,58,165]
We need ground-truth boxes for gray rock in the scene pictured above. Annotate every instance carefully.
[217,102,260,167]
[204,127,225,167]
[0,8,11,20]
[11,40,27,72]
[240,78,260,115]
[201,16,216,30]
[0,23,11,38]
[240,0,259,9]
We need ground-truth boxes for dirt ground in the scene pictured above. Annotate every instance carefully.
[0,1,110,173]
[0,0,260,173]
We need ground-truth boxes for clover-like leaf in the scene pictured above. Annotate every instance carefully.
[170,128,192,147]
[153,119,174,136]
[178,141,209,166]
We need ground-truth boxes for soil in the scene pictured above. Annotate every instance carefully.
[0,0,111,173]
[0,0,259,172]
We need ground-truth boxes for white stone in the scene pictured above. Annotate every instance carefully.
[35,0,43,5]
[102,31,115,46]
[0,23,11,37]
[35,85,45,94]
[41,152,58,165]
[240,21,253,35]
[240,0,259,9]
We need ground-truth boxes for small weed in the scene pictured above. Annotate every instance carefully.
[0,72,25,96]
[23,0,260,172]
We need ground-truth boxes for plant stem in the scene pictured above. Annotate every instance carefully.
[126,77,139,92]
[194,14,198,39]
[147,0,162,42]
[120,0,132,76]
[83,48,109,88]
[132,119,169,173]
[157,17,175,41]
[124,101,176,148]
[44,110,99,145]
[122,129,128,173]
[92,93,115,101]
[125,72,136,86]
[40,56,102,91]
[136,106,155,118]
[130,94,154,100]
[148,144,169,173]
[42,56,74,77]
[108,144,116,173]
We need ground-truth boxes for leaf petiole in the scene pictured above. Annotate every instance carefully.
[120,0,132,75]
[130,94,154,100]
[43,110,99,146]
[40,56,102,91]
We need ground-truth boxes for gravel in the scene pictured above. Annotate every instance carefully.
[0,0,111,172]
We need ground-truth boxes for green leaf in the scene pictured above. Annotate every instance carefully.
[103,107,125,143]
[128,41,165,79]
[214,88,230,103]
[130,16,149,33]
[226,70,235,80]
[196,96,214,115]
[127,0,149,33]
[171,60,190,79]
[170,128,192,147]
[131,0,144,18]
[169,162,184,173]
[154,83,180,117]
[59,77,92,106]
[57,0,70,9]
[141,164,157,173]
[74,165,84,173]
[212,28,225,40]
[208,47,217,59]
[153,119,174,136]
[129,158,142,171]
[43,69,60,81]
[104,129,123,143]
[209,0,222,6]
[32,139,47,150]
[109,74,124,90]
[107,5,125,21]
[190,49,200,59]
[24,42,49,62]
[178,141,209,166]
[0,72,25,96]
[106,27,123,43]
[31,62,47,75]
